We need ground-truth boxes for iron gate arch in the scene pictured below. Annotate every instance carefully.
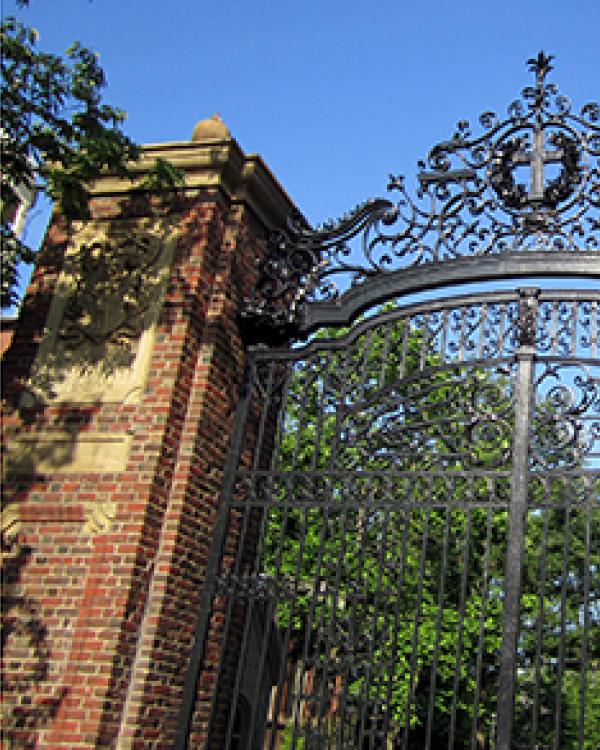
[176,53,599,750]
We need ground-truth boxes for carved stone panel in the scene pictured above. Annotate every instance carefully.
[24,217,179,404]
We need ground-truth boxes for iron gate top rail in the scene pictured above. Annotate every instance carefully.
[248,288,600,361]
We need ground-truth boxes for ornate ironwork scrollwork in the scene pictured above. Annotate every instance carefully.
[531,363,600,470]
[240,199,396,344]
[241,53,599,343]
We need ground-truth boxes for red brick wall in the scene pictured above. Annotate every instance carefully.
[1,148,291,748]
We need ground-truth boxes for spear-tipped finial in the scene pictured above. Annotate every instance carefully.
[527,51,554,81]
[526,52,555,119]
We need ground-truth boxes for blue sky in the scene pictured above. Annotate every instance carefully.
[4,0,600,299]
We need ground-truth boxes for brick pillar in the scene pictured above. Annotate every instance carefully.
[1,118,300,749]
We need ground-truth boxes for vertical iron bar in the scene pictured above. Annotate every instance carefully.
[402,507,431,750]
[495,288,538,750]
[459,306,467,362]
[310,352,344,750]
[551,299,559,356]
[278,352,327,749]
[478,303,488,359]
[349,479,376,750]
[591,299,598,359]
[218,361,277,750]
[173,356,255,750]
[440,308,449,363]
[355,496,392,748]
[447,507,472,750]
[359,328,374,397]
[264,472,293,750]
[380,500,412,749]
[571,300,578,355]
[313,487,351,746]
[578,497,591,750]
[530,495,551,750]
[553,505,570,750]
[419,312,431,370]
[470,504,494,750]
[498,302,506,357]
[267,355,321,749]
[317,484,351,749]
[292,350,350,748]
[399,316,410,379]
[379,321,393,387]
[232,361,301,750]
[369,475,402,744]
[260,359,302,748]
[425,502,452,750]
[297,339,338,750]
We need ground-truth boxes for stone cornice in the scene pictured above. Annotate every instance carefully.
[87,137,304,231]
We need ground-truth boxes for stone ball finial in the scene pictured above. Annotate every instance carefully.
[191,113,231,142]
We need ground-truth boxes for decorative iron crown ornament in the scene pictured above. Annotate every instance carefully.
[241,53,599,344]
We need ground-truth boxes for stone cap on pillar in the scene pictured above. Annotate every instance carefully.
[191,113,231,142]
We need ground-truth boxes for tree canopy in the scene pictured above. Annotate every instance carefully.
[1,5,182,308]
[255,309,599,749]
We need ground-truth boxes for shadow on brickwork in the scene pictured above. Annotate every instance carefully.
[0,532,67,749]
[92,203,234,746]
[181,221,271,746]
[0,194,211,746]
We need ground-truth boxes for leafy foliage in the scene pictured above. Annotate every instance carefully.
[259,314,599,749]
[1,11,182,307]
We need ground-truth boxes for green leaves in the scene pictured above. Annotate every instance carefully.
[259,312,598,747]
[0,14,183,307]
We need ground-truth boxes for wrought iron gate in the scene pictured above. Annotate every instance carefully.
[177,53,599,750]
